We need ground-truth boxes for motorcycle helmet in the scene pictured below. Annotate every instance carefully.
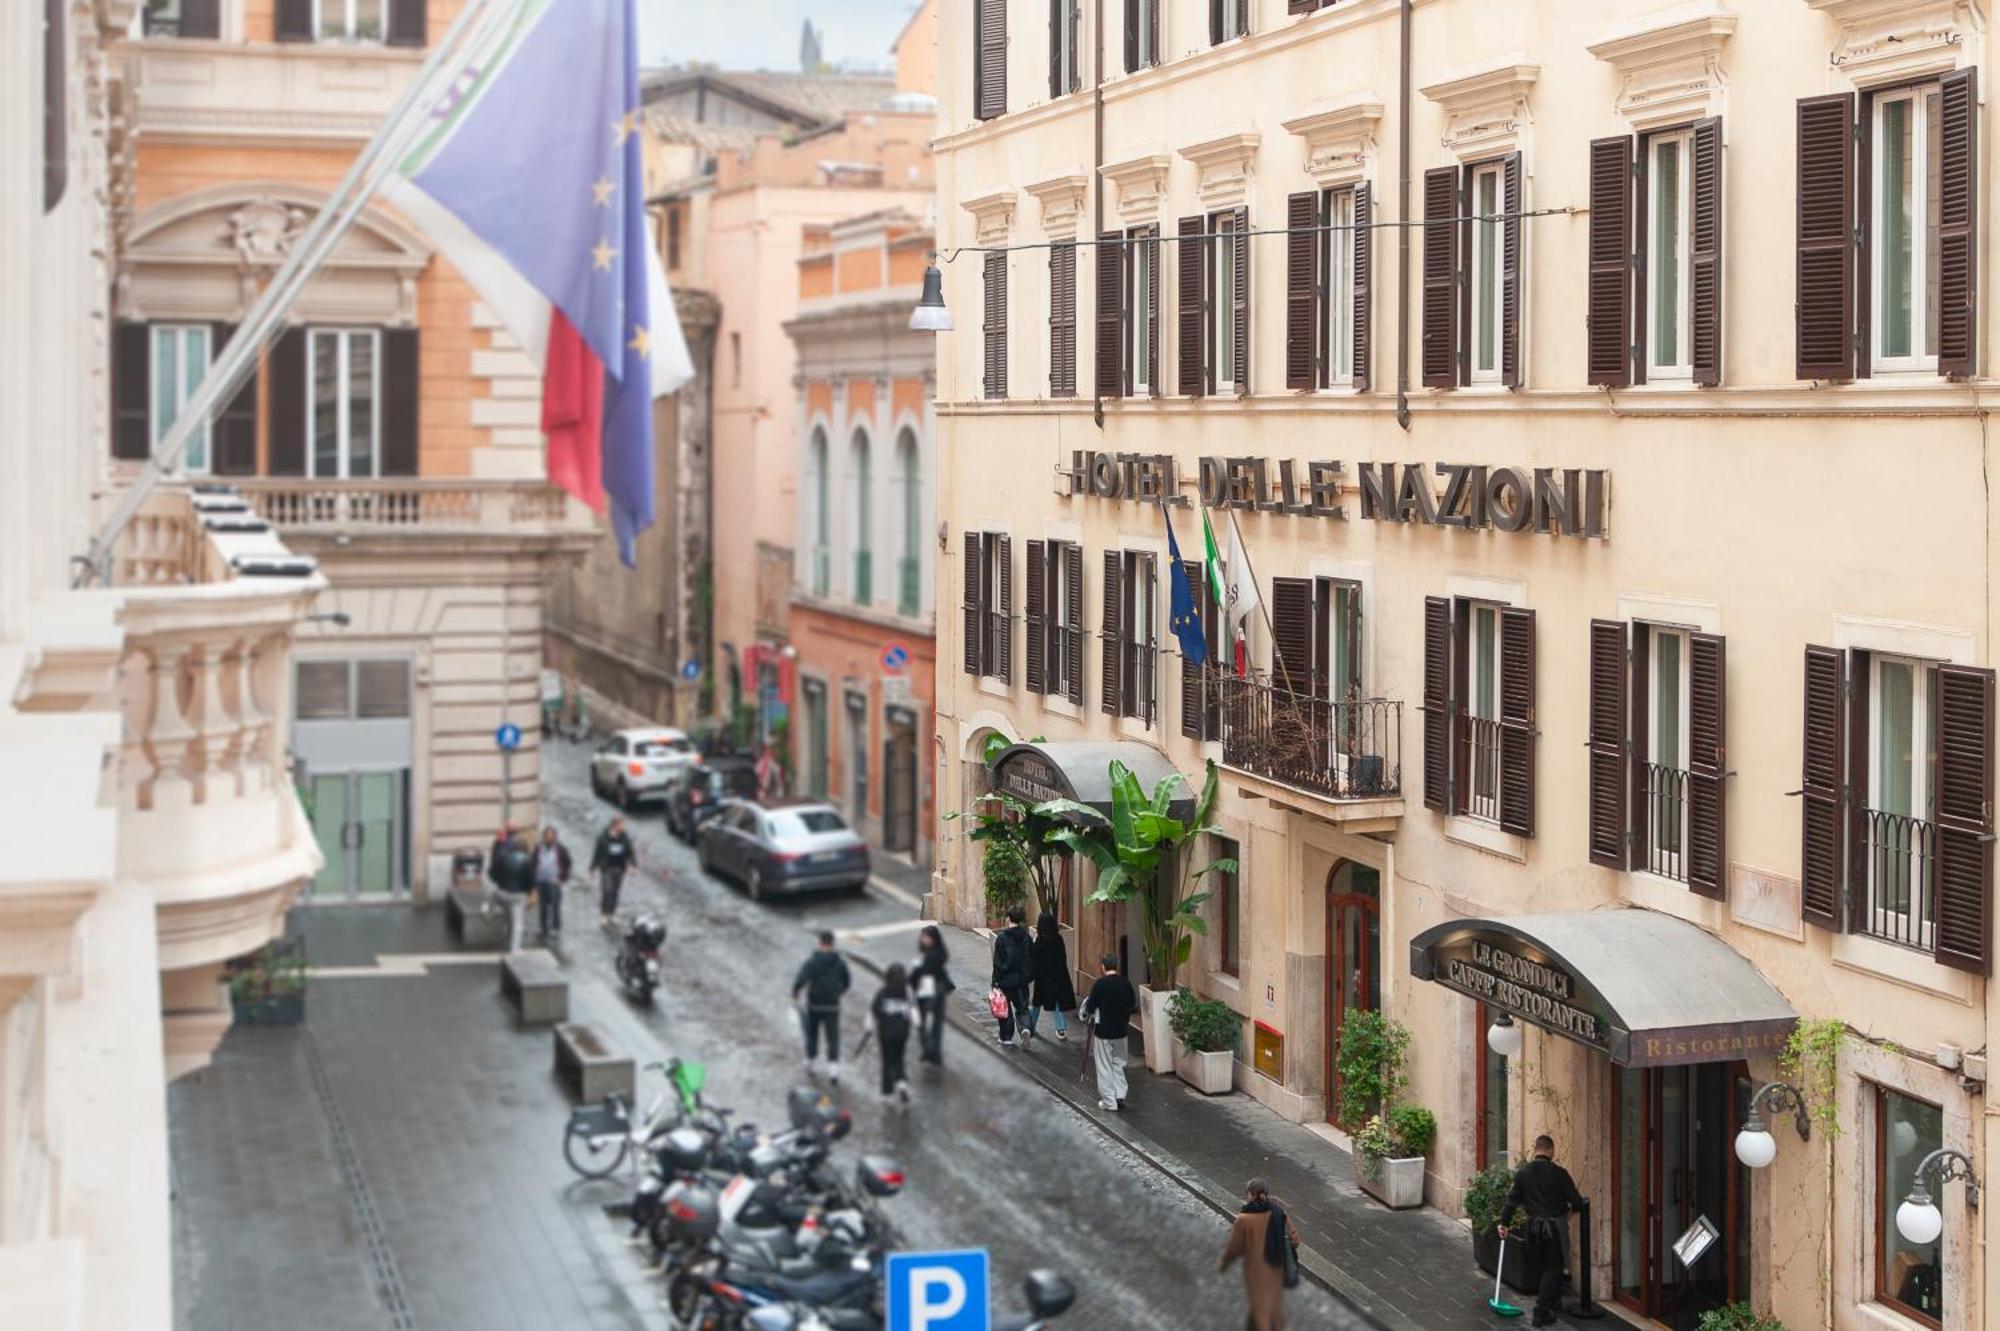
[656,1127,709,1174]
[856,1156,904,1199]
[1024,1270,1076,1318]
[788,1085,832,1129]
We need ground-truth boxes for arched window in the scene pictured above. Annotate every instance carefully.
[808,427,830,596]
[896,428,921,616]
[850,428,873,604]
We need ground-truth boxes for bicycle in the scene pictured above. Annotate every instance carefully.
[563,1057,714,1180]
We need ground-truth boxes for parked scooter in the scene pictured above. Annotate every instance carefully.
[616,914,667,1003]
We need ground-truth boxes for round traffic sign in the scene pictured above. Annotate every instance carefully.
[680,658,703,682]
[495,723,523,752]
[881,643,912,673]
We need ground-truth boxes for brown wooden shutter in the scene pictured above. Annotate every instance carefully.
[1232,209,1251,394]
[1690,117,1725,387]
[178,0,221,38]
[387,0,426,46]
[1799,644,1846,929]
[1143,234,1160,396]
[1024,540,1048,695]
[1422,167,1459,389]
[1587,136,1633,388]
[976,0,1008,121]
[1499,152,1524,389]
[1100,550,1124,714]
[1352,183,1373,393]
[43,0,65,212]
[1208,0,1222,45]
[984,253,1008,399]
[1180,559,1206,738]
[1497,606,1536,836]
[1687,632,1728,899]
[1287,0,1312,14]
[1049,0,1063,97]
[111,322,152,461]
[994,535,1014,684]
[1421,596,1451,811]
[267,327,308,476]
[275,0,314,41]
[1270,578,1312,699]
[1235,0,1249,38]
[1628,622,1651,858]
[1177,216,1207,396]
[1795,94,1856,381]
[1933,663,1994,971]
[962,536,985,676]
[211,323,259,476]
[1285,192,1318,390]
[1064,544,1085,706]
[1937,69,1978,379]
[1096,233,1125,398]
[1123,0,1139,72]
[1050,244,1076,397]
[1587,619,1628,868]
[380,327,419,477]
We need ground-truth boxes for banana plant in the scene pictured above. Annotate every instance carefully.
[1039,758,1237,986]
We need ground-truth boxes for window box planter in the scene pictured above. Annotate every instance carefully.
[1167,987,1240,1094]
[1356,1149,1425,1209]
[226,939,307,1028]
[230,992,305,1027]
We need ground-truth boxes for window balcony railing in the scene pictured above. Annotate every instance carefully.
[1859,808,1936,951]
[853,548,872,605]
[899,556,921,617]
[1218,673,1402,801]
[1465,715,1503,822]
[1124,642,1160,728]
[233,478,579,532]
[1641,762,1689,882]
[810,545,830,598]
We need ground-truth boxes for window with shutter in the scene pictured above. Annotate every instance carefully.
[1351,184,1372,393]
[1270,578,1313,701]
[1285,192,1319,390]
[993,535,1014,684]
[1421,167,1458,388]
[1421,596,1451,812]
[1795,94,1856,381]
[1799,645,1847,930]
[1049,0,1080,98]
[1038,539,1081,702]
[1496,606,1536,836]
[1025,540,1048,695]
[1101,549,1124,713]
[1689,117,1725,386]
[1932,663,1993,972]
[1139,231,1160,396]
[1220,209,1250,394]
[1122,553,1159,725]
[1687,632,1728,899]
[1178,216,1207,396]
[1050,243,1077,397]
[962,536,986,676]
[1936,69,1977,378]
[1499,154,1523,388]
[1125,0,1159,72]
[381,327,419,477]
[975,0,1008,121]
[1587,619,1628,868]
[1179,559,1218,739]
[112,322,152,462]
[44,0,66,212]
[212,322,260,476]
[984,253,1009,399]
[1324,187,1354,388]
[1063,543,1084,706]
[1639,625,1693,883]
[1096,233,1125,398]
[1587,136,1633,388]
[267,327,308,477]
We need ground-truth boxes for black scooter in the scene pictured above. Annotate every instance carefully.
[617,914,667,1003]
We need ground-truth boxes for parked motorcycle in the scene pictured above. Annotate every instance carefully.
[616,914,667,1003]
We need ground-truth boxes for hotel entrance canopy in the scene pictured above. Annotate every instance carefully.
[985,741,1196,822]
[1410,910,1797,1067]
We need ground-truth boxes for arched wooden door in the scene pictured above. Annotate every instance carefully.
[1325,861,1382,1129]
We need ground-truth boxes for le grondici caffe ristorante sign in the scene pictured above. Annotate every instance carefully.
[1063,450,1609,540]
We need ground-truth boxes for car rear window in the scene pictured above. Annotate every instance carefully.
[769,809,848,837]
[634,738,691,757]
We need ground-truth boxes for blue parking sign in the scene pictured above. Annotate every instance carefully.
[886,1250,989,1331]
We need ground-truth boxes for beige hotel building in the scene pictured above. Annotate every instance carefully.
[929,0,2000,1327]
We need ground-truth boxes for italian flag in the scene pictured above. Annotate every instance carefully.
[1199,508,1247,676]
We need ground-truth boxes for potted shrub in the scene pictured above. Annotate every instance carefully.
[1353,1105,1433,1210]
[1167,986,1239,1094]
[1333,1008,1410,1127]
[228,940,306,1026]
[981,835,1031,926]
[1464,1162,1535,1294]
[1697,1305,1786,1331]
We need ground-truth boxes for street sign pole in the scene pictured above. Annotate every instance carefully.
[495,723,523,827]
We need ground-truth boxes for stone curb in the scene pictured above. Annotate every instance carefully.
[840,947,1393,1329]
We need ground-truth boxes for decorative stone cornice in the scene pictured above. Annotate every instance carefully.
[1588,3,1737,131]
[1805,0,1984,87]
[959,188,1018,245]
[1420,58,1539,161]
[1281,94,1384,190]
[0,889,99,984]
[1178,131,1261,210]
[1024,171,1090,241]
[1099,151,1173,227]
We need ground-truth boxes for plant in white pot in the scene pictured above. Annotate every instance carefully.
[1167,986,1239,1094]
[1042,760,1235,1075]
[1354,1106,1436,1210]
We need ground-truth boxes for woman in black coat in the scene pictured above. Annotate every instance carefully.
[912,925,954,1066]
[1025,912,1078,1041]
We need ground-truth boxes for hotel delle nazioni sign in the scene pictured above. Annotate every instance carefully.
[1064,450,1609,540]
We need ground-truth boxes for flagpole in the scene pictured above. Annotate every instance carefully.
[1226,506,1301,698]
[77,0,516,586]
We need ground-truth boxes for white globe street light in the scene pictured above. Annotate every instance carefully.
[1894,1148,1981,1246]
[1486,1011,1523,1059]
[1733,1123,1778,1170]
[1895,1191,1945,1246]
[1734,1082,1811,1169]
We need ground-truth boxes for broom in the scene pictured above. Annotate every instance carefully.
[1488,1234,1523,1318]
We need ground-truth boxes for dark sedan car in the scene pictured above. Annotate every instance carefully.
[663,757,760,842]
[695,799,871,901]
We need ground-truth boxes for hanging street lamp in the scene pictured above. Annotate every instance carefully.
[1733,1081,1811,1169]
[1895,1147,1982,1245]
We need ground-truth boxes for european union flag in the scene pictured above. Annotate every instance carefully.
[1164,505,1208,667]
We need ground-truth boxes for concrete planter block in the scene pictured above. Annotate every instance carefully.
[553,1022,635,1103]
[1356,1152,1426,1210]
[1176,1047,1235,1095]
[500,953,568,1025]
[446,885,507,950]
[1137,986,1178,1075]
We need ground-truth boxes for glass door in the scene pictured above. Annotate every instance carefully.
[354,772,400,895]
[1613,1063,1751,1320]
[304,770,406,897]
[309,774,350,896]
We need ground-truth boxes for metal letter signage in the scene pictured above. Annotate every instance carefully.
[990,750,1073,807]
[1067,450,1609,539]
[1439,938,1608,1051]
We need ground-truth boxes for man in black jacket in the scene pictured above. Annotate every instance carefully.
[487,828,536,952]
[591,817,638,926]
[1080,954,1137,1112]
[792,931,852,1083]
[990,905,1034,1048]
[1498,1134,1584,1326]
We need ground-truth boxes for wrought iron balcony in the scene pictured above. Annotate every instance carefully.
[1859,807,1936,952]
[1217,673,1402,805]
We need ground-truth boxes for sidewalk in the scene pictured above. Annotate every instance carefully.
[836,914,1604,1331]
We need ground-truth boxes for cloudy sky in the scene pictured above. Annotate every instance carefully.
[637,0,921,72]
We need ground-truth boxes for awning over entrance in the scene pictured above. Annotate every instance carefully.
[1409,910,1797,1067]
[986,741,1195,821]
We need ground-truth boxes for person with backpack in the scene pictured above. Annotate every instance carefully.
[590,816,638,926]
[1218,1177,1302,1331]
[869,964,914,1104]
[1022,911,1077,1042]
[988,905,1034,1047]
[792,930,851,1083]
[912,925,955,1066]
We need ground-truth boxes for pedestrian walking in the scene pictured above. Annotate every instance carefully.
[489,828,536,952]
[792,930,851,1083]
[870,964,914,1104]
[533,826,573,942]
[1497,1134,1584,1326]
[1079,953,1136,1111]
[591,816,637,926]
[1022,911,1077,1042]
[1218,1177,1301,1331]
[989,906,1034,1047]
[912,925,954,1066]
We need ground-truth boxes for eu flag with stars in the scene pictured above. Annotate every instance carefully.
[1164,505,1208,667]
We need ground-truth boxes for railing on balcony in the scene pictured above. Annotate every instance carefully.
[1218,674,1402,801]
[898,556,921,618]
[1641,762,1689,882]
[232,478,576,532]
[853,548,873,605]
[1465,715,1503,821]
[1859,808,1936,951]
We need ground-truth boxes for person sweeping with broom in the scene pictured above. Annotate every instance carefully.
[1496,1134,1584,1326]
